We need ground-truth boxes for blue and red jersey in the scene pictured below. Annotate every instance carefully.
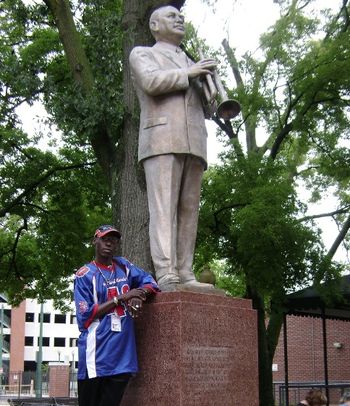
[74,256,159,380]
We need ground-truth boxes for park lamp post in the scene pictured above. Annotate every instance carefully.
[35,302,44,398]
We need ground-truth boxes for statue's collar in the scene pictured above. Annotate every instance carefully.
[154,41,182,54]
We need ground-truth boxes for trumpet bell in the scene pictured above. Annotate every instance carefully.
[217,99,241,120]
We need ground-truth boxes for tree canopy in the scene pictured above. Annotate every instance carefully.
[0,0,188,305]
[196,0,350,287]
[0,1,349,403]
[192,1,350,403]
[0,0,124,305]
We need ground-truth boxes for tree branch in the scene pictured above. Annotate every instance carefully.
[5,220,28,279]
[325,0,350,38]
[43,0,117,183]
[299,206,350,222]
[327,213,350,259]
[269,122,293,159]
[43,0,94,91]
[0,161,96,218]
[222,39,258,152]
[212,115,234,138]
[222,39,244,88]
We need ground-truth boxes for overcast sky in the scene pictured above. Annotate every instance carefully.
[184,0,280,56]
[183,0,281,164]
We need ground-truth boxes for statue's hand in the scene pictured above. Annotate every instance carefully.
[187,58,217,79]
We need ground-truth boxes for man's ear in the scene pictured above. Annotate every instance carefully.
[150,19,158,34]
[92,237,97,245]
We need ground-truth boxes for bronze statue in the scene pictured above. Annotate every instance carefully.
[129,5,218,291]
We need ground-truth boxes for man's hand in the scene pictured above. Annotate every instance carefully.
[187,58,217,79]
[120,288,147,318]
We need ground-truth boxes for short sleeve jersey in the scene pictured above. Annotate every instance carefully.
[74,256,158,379]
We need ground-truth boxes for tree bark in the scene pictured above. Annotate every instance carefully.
[327,213,350,259]
[118,0,153,269]
[222,38,258,152]
[248,287,277,406]
[43,0,94,91]
[118,0,185,269]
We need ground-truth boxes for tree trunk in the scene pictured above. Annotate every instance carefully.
[116,1,147,269]
[249,288,277,406]
[118,0,186,270]
[117,1,158,271]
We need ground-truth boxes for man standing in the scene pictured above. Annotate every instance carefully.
[74,225,159,406]
[129,5,217,291]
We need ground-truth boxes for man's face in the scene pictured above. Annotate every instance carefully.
[94,234,119,260]
[151,6,185,44]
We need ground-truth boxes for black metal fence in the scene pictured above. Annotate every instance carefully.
[7,398,78,406]
[0,371,77,403]
[273,381,350,406]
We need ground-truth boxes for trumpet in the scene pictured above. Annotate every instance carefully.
[199,49,241,121]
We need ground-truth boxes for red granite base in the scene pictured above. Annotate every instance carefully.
[121,291,259,406]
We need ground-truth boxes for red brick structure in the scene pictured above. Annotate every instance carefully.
[8,301,26,385]
[273,315,350,404]
[48,364,70,397]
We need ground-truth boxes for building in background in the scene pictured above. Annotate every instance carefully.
[273,315,350,405]
[0,293,79,375]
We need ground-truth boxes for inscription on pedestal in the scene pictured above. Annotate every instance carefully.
[183,345,232,385]
[182,345,234,404]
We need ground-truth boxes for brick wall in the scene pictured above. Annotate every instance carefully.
[9,301,26,375]
[273,316,350,382]
[273,315,350,404]
[48,364,70,397]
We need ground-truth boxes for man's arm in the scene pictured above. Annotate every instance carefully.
[93,288,149,319]
[129,46,190,96]
[130,46,217,96]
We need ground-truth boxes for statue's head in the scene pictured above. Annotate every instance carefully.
[149,6,185,45]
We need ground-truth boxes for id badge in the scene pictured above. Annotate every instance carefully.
[111,313,121,332]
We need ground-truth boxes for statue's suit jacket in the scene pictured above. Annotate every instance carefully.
[129,41,208,167]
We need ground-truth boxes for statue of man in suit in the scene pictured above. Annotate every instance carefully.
[129,5,217,291]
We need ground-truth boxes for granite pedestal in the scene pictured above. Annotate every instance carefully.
[122,291,259,406]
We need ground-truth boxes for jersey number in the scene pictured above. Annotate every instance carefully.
[107,285,129,317]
